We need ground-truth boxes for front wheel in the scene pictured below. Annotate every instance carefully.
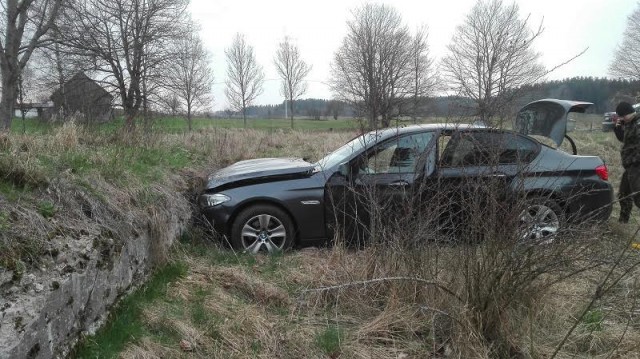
[518,197,564,243]
[231,204,294,254]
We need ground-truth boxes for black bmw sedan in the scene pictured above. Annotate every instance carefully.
[199,99,613,253]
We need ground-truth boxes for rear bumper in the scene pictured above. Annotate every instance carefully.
[566,183,613,222]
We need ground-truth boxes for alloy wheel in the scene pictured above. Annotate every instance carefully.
[240,214,288,254]
[519,203,560,242]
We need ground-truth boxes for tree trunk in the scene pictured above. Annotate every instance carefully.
[123,75,142,132]
[187,102,192,131]
[242,108,247,128]
[242,99,247,128]
[124,107,137,132]
[0,0,61,131]
[368,107,378,130]
[0,65,17,131]
[289,98,294,129]
[54,41,67,120]
[121,87,142,133]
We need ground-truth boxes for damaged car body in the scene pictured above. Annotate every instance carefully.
[199,99,613,253]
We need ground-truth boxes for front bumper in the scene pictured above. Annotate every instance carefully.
[200,204,234,237]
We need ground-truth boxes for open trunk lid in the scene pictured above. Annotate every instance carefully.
[515,99,593,147]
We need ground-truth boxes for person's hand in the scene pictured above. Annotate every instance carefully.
[616,117,623,126]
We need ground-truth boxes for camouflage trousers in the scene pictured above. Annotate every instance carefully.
[619,166,640,222]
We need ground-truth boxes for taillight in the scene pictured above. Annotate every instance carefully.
[596,164,608,181]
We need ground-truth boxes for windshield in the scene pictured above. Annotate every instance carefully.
[315,133,381,170]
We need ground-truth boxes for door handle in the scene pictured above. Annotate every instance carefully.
[389,180,409,187]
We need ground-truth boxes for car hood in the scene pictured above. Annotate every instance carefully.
[205,157,316,190]
[514,99,593,146]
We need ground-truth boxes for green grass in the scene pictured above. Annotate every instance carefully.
[0,210,8,232]
[0,180,32,201]
[9,116,364,135]
[57,151,94,175]
[582,309,605,332]
[190,286,214,328]
[315,325,344,357]
[100,146,192,184]
[7,113,606,135]
[38,201,56,218]
[40,140,193,186]
[72,261,188,359]
[150,116,363,132]
[9,117,57,134]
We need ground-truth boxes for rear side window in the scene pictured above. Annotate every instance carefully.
[440,131,538,167]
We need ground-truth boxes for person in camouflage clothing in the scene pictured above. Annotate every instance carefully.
[614,101,640,223]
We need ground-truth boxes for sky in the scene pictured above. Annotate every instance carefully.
[189,0,635,111]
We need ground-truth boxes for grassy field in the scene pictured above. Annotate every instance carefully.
[9,112,605,135]
[3,117,640,358]
[9,116,368,134]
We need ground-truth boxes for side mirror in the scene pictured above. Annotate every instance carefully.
[338,162,350,177]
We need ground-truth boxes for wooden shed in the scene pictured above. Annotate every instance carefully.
[50,72,113,123]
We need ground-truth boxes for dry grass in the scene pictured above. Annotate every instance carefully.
[4,121,640,357]
[113,127,640,358]
[0,122,354,271]
[118,225,640,358]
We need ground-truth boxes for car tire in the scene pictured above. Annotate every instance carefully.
[518,196,564,243]
[231,204,294,254]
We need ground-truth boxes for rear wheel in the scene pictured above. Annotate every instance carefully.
[518,197,563,243]
[231,204,294,254]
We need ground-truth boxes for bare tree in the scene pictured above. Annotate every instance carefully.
[0,0,62,131]
[330,4,428,129]
[164,26,213,131]
[609,4,640,81]
[31,24,89,119]
[274,36,312,128]
[326,100,344,120]
[441,0,545,124]
[225,33,264,127]
[158,93,183,117]
[409,25,437,123]
[60,0,188,131]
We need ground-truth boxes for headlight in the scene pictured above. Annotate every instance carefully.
[199,193,230,208]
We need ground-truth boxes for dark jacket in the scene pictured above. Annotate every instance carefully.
[614,114,640,168]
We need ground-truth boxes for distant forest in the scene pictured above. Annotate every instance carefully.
[230,77,640,119]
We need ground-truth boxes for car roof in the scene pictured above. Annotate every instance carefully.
[369,99,592,146]
[365,123,484,140]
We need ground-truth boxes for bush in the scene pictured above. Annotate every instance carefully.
[315,156,630,357]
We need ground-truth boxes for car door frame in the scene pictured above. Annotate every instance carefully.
[324,129,436,243]
[423,128,540,235]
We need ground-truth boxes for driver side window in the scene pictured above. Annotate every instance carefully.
[359,132,433,174]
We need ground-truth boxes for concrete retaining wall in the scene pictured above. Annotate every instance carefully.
[0,194,190,359]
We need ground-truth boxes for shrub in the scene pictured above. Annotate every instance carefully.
[38,201,56,218]
[315,325,343,357]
